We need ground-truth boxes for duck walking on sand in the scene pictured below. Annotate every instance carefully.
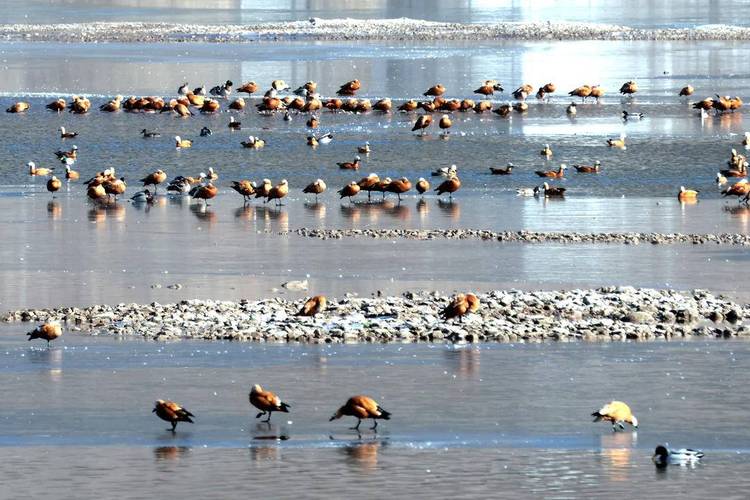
[302,179,327,201]
[592,401,638,431]
[296,295,327,317]
[27,322,62,346]
[249,384,291,423]
[330,395,391,431]
[652,445,704,468]
[440,293,480,323]
[153,400,194,432]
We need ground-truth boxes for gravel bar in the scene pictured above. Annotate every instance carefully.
[4,288,749,343]
[292,228,750,245]
[4,19,750,43]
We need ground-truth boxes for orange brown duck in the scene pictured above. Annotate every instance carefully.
[140,169,167,192]
[357,173,379,200]
[434,175,461,200]
[440,293,480,323]
[337,79,361,96]
[338,156,361,170]
[189,182,218,205]
[330,395,391,431]
[296,295,327,316]
[230,180,256,203]
[153,400,195,432]
[249,384,290,423]
[302,178,327,201]
[535,164,566,178]
[574,161,601,173]
[266,179,289,206]
[45,175,61,195]
[423,84,446,96]
[416,177,430,195]
[338,181,361,202]
[412,114,433,135]
[27,322,62,346]
[386,177,412,201]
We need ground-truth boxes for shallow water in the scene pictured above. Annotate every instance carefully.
[0,39,748,199]
[1,333,748,497]
[4,0,750,28]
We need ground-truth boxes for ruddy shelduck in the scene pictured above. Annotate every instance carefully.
[541,182,566,197]
[140,170,167,192]
[249,384,290,423]
[490,163,513,175]
[679,85,694,97]
[434,175,461,200]
[357,173,379,200]
[231,180,256,203]
[65,164,79,181]
[607,133,627,149]
[592,401,638,431]
[6,101,30,113]
[189,183,218,205]
[255,179,272,200]
[330,395,391,431]
[416,177,430,195]
[338,181,360,202]
[574,161,600,173]
[296,295,327,317]
[423,84,446,96]
[153,400,194,432]
[568,85,592,101]
[174,136,192,149]
[438,115,452,134]
[386,177,412,201]
[59,127,78,139]
[27,162,52,176]
[540,144,552,157]
[337,156,361,170]
[46,175,61,195]
[302,179,327,200]
[440,293,480,322]
[357,142,371,154]
[619,81,638,95]
[27,322,62,345]
[412,114,433,135]
[677,186,699,201]
[266,179,289,206]
[337,79,361,96]
[535,164,566,178]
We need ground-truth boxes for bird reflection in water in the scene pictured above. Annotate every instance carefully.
[437,199,460,221]
[724,204,750,232]
[190,203,217,224]
[598,431,637,482]
[303,201,326,221]
[47,200,61,220]
[341,437,385,473]
[255,205,289,232]
[718,111,742,132]
[382,199,410,221]
[88,201,126,224]
[443,345,480,379]
[27,347,63,381]
[417,198,429,220]
[154,446,191,461]
[340,203,361,223]
[249,429,289,462]
[234,204,254,222]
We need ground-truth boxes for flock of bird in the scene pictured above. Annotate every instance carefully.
[26,292,703,467]
[10,76,749,207]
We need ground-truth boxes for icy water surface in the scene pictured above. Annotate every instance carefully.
[0,332,748,497]
[4,0,750,28]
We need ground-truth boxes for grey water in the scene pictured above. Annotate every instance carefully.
[3,0,750,28]
[1,332,749,497]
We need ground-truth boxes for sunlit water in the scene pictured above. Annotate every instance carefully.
[1,332,748,497]
[4,0,750,28]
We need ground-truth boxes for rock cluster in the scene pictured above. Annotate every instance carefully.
[3,20,750,43]
[293,228,750,246]
[3,288,748,343]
